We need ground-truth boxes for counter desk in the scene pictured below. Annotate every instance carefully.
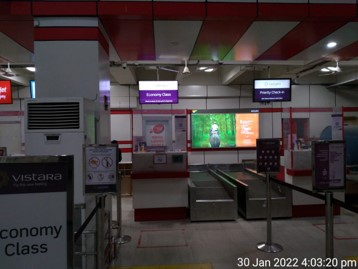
[131,152,189,221]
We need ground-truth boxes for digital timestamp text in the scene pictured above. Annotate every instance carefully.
[237,257,357,268]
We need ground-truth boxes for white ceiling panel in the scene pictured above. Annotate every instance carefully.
[154,20,202,62]
[224,21,299,61]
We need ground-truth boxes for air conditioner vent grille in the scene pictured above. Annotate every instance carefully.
[27,102,80,130]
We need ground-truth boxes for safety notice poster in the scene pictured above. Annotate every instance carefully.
[85,145,118,193]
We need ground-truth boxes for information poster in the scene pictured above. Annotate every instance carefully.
[85,145,118,193]
[236,113,259,147]
[145,122,167,146]
[174,115,187,151]
[256,138,281,173]
[312,141,345,191]
[0,156,73,269]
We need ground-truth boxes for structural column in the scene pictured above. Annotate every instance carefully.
[33,17,111,143]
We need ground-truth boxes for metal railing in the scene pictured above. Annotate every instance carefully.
[74,194,113,269]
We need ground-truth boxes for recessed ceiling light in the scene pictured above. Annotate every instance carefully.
[26,67,36,72]
[198,67,207,71]
[327,42,337,48]
[321,67,330,72]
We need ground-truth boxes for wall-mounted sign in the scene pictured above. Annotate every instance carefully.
[312,141,345,192]
[0,155,74,269]
[85,145,118,193]
[0,80,12,104]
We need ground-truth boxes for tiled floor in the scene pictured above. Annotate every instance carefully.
[111,197,358,269]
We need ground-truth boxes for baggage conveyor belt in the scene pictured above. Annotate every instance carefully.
[216,170,292,219]
[189,170,237,221]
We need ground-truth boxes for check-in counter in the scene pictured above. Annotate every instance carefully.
[131,152,189,221]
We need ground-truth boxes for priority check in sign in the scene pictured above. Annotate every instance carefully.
[0,156,74,269]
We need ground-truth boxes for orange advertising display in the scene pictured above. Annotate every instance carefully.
[0,80,12,104]
[235,113,259,147]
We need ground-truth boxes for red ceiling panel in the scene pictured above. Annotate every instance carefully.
[191,20,253,61]
[329,41,358,61]
[101,20,155,61]
[206,3,257,20]
[309,4,357,21]
[0,20,34,52]
[257,3,309,21]
[153,2,206,20]
[32,1,97,16]
[256,21,347,61]
[34,27,109,55]
[0,1,31,17]
[98,2,153,20]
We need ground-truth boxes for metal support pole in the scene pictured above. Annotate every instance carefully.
[96,195,105,269]
[257,173,283,253]
[325,191,334,258]
[116,172,131,245]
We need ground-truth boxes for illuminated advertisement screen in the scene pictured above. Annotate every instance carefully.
[139,81,178,104]
[191,109,259,149]
[0,80,12,104]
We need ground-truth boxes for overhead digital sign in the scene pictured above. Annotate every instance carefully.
[253,78,291,102]
[139,81,178,104]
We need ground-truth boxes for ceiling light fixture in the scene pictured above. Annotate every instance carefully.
[321,67,330,72]
[326,42,337,48]
[204,68,214,72]
[26,67,36,72]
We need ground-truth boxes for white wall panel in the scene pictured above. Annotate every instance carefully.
[238,150,256,163]
[179,85,207,97]
[111,84,130,97]
[129,85,139,97]
[335,89,358,107]
[259,112,274,138]
[241,85,253,97]
[174,98,207,110]
[204,151,239,164]
[309,112,332,139]
[207,85,240,97]
[290,85,310,107]
[111,114,132,141]
[309,85,336,107]
[188,152,205,165]
[240,96,256,108]
[207,98,240,109]
[272,112,283,138]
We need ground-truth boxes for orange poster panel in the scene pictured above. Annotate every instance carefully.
[235,113,259,147]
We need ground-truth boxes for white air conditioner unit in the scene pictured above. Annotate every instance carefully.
[25,97,96,205]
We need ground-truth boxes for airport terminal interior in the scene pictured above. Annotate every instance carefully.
[0,1,358,269]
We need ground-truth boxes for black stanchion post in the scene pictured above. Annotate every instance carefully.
[256,171,283,253]
[325,191,334,258]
